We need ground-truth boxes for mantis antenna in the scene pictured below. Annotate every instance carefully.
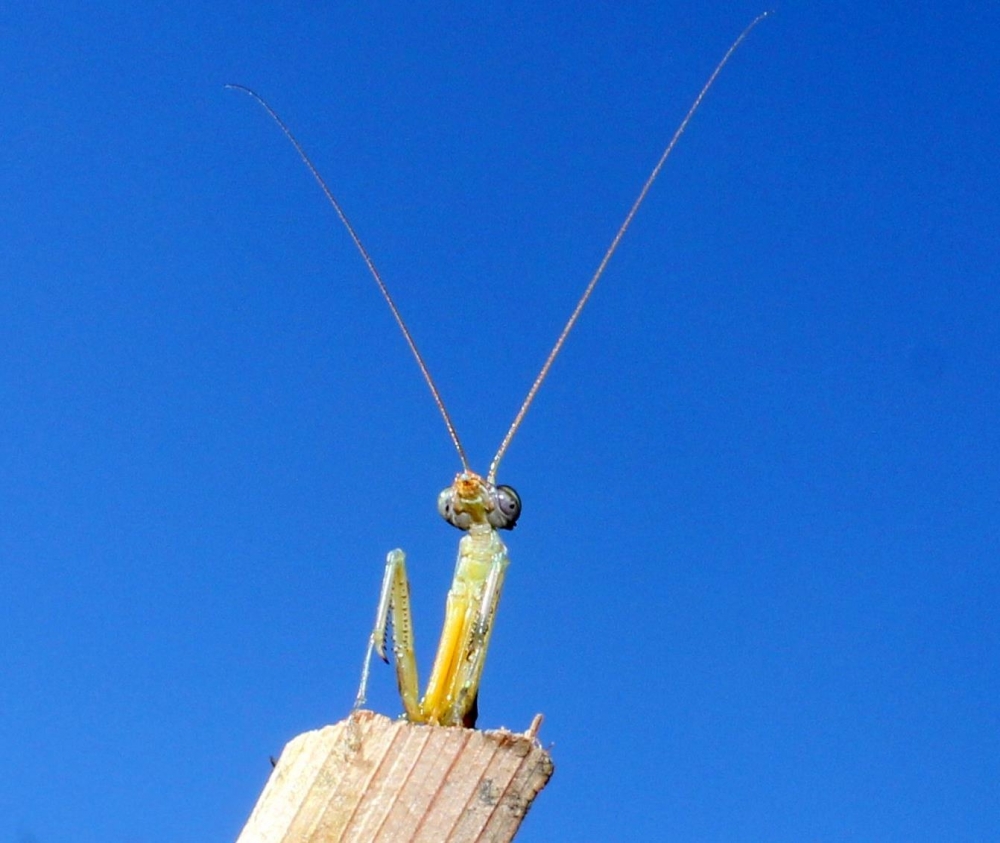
[225,82,472,474]
[226,9,769,484]
[488,10,770,482]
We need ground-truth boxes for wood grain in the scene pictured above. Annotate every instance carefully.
[237,710,554,842]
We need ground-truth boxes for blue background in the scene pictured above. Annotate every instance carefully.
[3,3,998,840]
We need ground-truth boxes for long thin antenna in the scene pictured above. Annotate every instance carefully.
[487,11,770,483]
[226,84,472,473]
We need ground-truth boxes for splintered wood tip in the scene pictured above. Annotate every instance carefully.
[237,710,554,843]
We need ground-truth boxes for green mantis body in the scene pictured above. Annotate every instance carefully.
[360,473,513,726]
[229,11,767,728]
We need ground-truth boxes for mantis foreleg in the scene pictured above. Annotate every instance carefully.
[355,549,421,720]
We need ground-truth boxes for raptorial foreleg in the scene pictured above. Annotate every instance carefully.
[354,549,421,720]
[450,551,508,723]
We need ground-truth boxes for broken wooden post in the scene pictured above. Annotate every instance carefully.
[236,710,554,842]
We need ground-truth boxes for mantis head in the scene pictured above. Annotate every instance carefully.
[437,471,521,531]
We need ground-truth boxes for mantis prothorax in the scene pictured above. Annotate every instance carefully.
[227,11,768,728]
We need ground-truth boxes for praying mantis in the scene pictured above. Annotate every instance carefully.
[228,12,768,729]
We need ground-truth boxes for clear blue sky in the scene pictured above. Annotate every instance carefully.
[3,3,998,840]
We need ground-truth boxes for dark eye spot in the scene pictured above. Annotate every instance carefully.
[494,485,521,528]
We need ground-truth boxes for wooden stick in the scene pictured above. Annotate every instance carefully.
[236,710,554,842]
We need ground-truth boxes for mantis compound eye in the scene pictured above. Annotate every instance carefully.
[488,484,521,530]
[437,487,472,530]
